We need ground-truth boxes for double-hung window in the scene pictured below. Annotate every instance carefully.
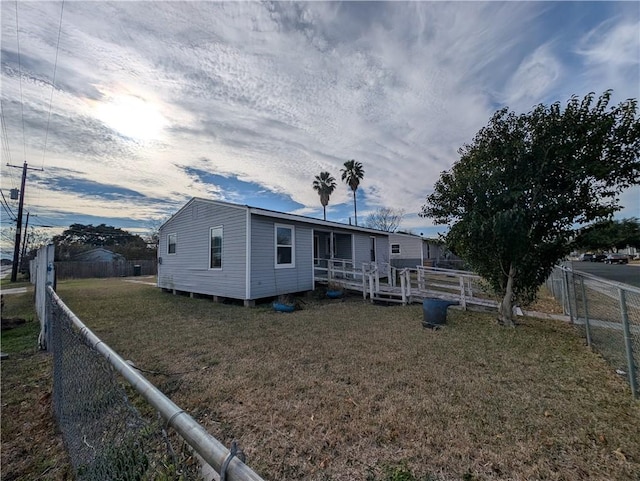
[275,224,295,268]
[210,226,223,269]
[167,233,177,254]
[391,243,401,255]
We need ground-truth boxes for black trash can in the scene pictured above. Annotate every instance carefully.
[133,264,142,276]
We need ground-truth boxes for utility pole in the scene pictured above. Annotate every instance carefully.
[20,211,30,273]
[7,162,43,282]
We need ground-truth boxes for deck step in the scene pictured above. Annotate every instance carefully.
[371,296,405,304]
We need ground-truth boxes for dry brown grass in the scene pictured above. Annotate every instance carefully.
[1,289,72,480]
[54,278,640,481]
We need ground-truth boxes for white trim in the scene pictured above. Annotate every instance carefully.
[208,226,223,270]
[370,236,376,262]
[274,223,295,269]
[246,210,252,300]
[311,230,316,285]
[167,233,177,255]
[313,234,320,266]
[351,234,355,267]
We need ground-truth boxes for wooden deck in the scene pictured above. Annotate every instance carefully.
[316,261,498,309]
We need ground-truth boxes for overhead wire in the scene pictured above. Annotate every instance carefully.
[1,101,13,167]
[14,0,27,163]
[0,190,16,220]
[41,0,65,170]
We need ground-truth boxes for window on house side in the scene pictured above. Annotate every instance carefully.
[167,233,177,254]
[275,225,295,268]
[210,226,223,269]
[391,243,401,255]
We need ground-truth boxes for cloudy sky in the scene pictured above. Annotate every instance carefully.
[1,1,639,257]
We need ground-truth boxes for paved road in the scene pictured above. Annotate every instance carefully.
[570,261,640,288]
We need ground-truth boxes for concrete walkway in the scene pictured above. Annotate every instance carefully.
[1,287,28,295]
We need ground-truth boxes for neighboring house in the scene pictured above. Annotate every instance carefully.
[72,248,125,262]
[157,198,390,305]
[388,232,446,268]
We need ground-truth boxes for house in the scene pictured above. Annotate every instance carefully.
[72,248,125,263]
[157,198,390,305]
[388,232,446,268]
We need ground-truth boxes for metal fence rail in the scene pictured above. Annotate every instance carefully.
[48,286,265,481]
[546,265,640,399]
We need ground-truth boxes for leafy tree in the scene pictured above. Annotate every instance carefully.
[52,224,156,260]
[421,91,640,326]
[312,171,337,221]
[340,159,365,225]
[365,207,405,232]
[573,218,640,252]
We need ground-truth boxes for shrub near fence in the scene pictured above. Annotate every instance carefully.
[546,265,640,399]
[55,259,157,279]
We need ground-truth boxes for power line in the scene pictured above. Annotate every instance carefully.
[0,190,16,220]
[0,101,13,168]
[41,0,65,169]
[14,1,27,162]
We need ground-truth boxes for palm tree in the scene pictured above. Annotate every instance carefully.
[312,171,337,221]
[340,159,365,226]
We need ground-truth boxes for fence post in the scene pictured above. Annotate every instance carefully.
[459,276,466,310]
[400,271,407,305]
[619,288,638,399]
[562,269,573,322]
[580,277,592,348]
[369,273,375,303]
[362,264,367,300]
[405,270,412,304]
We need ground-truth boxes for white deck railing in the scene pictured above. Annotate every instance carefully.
[317,260,495,308]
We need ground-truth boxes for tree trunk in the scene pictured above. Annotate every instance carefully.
[498,263,516,327]
[323,205,326,221]
[353,190,358,226]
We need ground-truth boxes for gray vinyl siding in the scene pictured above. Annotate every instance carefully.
[376,235,389,265]
[250,215,313,299]
[352,233,388,268]
[389,234,422,268]
[353,234,371,267]
[158,200,247,298]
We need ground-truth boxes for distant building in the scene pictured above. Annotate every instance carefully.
[388,232,447,268]
[72,248,125,263]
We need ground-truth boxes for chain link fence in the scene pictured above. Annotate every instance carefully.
[49,288,201,480]
[47,285,265,481]
[546,265,640,399]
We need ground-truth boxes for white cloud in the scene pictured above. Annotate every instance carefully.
[502,44,563,111]
[1,0,637,241]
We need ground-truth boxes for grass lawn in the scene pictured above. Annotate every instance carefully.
[48,278,640,481]
[1,286,72,480]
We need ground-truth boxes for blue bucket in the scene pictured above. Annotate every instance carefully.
[422,298,458,327]
[273,302,295,313]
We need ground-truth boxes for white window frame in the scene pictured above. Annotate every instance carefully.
[275,223,295,268]
[167,233,177,255]
[391,243,401,255]
[209,226,223,270]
